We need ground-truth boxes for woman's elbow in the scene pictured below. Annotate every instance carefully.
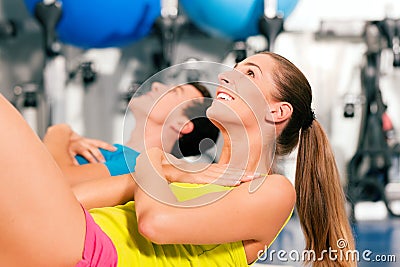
[137,211,171,244]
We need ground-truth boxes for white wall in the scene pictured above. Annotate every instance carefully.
[272,0,400,183]
[285,0,400,32]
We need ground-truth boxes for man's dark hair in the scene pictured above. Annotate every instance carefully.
[170,82,220,158]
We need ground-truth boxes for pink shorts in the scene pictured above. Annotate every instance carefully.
[75,208,118,267]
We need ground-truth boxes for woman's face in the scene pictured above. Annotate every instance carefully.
[207,54,276,130]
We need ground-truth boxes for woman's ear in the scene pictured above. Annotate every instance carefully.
[267,102,293,123]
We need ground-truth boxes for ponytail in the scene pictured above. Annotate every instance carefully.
[260,51,356,266]
[295,120,356,267]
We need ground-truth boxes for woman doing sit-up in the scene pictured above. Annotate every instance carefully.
[0,52,355,267]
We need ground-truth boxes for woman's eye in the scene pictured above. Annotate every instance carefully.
[247,70,255,78]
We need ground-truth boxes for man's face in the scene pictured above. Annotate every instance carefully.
[130,82,203,124]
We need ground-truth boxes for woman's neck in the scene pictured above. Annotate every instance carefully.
[218,128,271,174]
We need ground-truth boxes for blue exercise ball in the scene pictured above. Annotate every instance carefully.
[180,0,299,41]
[24,0,160,48]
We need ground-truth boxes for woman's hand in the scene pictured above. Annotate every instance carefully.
[68,132,117,165]
[162,154,264,186]
[137,147,265,187]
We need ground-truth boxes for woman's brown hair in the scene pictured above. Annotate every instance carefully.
[263,52,356,266]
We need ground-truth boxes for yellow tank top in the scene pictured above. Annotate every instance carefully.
[89,182,290,266]
[90,202,247,266]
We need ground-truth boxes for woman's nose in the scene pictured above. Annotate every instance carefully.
[218,72,230,85]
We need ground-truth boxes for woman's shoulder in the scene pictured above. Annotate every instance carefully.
[258,173,294,190]
[266,173,294,190]
[269,173,295,201]
[243,173,296,208]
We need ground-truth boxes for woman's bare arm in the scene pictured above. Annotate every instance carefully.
[133,148,296,263]
[72,173,136,210]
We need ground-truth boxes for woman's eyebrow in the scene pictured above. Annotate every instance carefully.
[233,62,263,74]
[244,62,263,74]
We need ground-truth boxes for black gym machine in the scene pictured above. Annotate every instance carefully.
[346,17,400,221]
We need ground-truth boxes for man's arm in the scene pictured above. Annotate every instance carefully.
[42,124,111,185]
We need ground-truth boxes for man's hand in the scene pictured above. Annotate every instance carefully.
[69,132,117,165]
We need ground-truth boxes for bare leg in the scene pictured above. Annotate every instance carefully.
[0,95,85,267]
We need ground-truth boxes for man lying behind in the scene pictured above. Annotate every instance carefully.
[43,82,220,186]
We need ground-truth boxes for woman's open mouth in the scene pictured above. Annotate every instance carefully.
[216,91,235,101]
